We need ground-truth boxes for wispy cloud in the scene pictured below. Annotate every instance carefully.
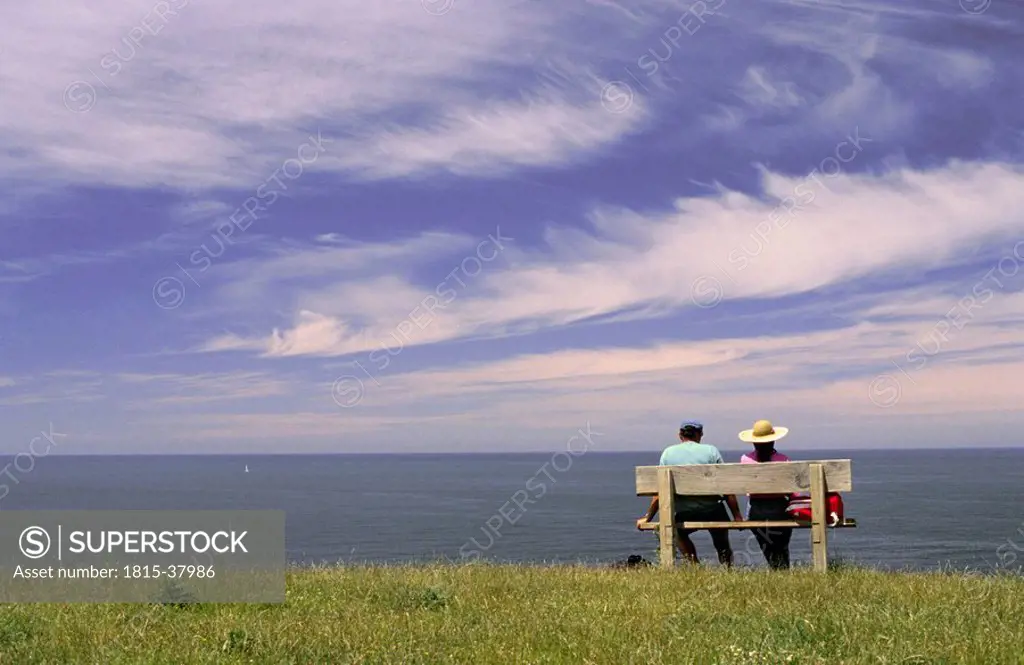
[330,92,647,179]
[116,371,294,405]
[0,0,654,192]
[194,160,1024,358]
[0,373,105,407]
[736,66,804,109]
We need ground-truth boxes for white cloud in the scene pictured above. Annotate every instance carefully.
[0,0,652,191]
[147,411,481,442]
[707,17,918,142]
[115,371,294,405]
[173,199,236,225]
[331,92,647,179]
[0,372,105,406]
[736,67,804,109]
[0,370,297,410]
[931,49,995,90]
[198,160,1024,358]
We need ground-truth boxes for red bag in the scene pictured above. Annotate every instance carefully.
[786,492,844,526]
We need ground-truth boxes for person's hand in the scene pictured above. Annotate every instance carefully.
[636,517,650,530]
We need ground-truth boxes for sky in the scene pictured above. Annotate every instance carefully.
[1,0,1023,454]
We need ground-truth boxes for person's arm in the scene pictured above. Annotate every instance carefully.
[718,450,743,523]
[725,494,743,521]
[637,496,659,529]
[638,450,668,528]
[711,450,736,519]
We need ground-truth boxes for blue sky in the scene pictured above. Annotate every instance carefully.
[2,0,1023,453]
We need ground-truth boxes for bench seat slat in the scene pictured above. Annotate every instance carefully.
[637,518,857,530]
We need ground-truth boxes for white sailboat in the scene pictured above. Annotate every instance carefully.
[244,464,249,473]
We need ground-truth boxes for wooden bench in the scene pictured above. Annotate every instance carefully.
[635,460,855,572]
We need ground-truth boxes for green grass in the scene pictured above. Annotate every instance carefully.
[0,564,1022,664]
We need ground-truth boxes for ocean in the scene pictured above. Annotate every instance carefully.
[1,449,1021,572]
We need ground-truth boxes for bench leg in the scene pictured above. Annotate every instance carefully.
[658,467,675,568]
[810,463,828,572]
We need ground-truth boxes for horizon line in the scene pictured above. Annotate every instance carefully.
[5,446,1020,456]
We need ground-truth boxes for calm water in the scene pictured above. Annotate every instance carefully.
[1,450,1021,572]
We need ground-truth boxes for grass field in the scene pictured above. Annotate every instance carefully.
[0,564,1021,664]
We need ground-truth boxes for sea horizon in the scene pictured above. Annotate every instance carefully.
[13,446,1023,456]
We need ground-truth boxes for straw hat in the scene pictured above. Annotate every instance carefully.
[738,419,788,443]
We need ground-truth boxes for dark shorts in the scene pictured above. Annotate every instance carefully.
[748,497,790,521]
[674,501,731,536]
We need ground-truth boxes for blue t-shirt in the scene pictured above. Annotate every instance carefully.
[659,442,725,513]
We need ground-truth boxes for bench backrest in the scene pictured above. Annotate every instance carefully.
[635,459,852,495]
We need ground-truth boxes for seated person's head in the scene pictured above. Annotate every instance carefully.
[679,420,703,442]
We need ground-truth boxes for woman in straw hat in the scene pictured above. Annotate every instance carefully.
[738,419,793,569]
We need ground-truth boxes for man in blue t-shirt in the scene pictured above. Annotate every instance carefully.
[636,420,742,566]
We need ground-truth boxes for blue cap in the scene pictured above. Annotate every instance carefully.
[679,420,703,431]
